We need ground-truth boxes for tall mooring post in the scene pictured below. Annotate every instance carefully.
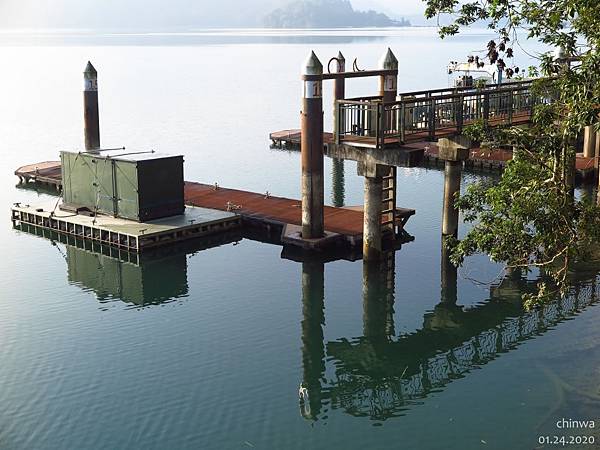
[358,161,389,261]
[301,51,324,239]
[378,48,398,103]
[438,136,471,237]
[83,61,100,152]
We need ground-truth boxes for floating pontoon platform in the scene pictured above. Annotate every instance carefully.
[11,201,241,252]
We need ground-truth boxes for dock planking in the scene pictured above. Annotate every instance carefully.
[14,161,415,240]
[184,182,414,238]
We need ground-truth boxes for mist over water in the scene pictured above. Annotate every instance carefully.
[1,28,599,450]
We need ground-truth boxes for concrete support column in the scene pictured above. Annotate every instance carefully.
[299,260,325,420]
[331,157,345,207]
[301,51,324,239]
[358,161,391,261]
[363,175,383,260]
[83,61,100,152]
[442,160,462,237]
[438,136,471,238]
[583,125,596,158]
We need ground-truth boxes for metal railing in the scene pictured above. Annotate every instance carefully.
[335,80,543,148]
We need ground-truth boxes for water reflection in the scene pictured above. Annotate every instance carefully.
[299,250,600,422]
[14,222,241,306]
[0,31,386,47]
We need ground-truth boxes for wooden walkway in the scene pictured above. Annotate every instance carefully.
[184,182,414,238]
[14,161,415,240]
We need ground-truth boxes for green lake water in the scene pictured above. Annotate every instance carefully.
[1,28,599,450]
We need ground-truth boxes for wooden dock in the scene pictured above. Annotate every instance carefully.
[13,161,416,251]
[184,181,414,241]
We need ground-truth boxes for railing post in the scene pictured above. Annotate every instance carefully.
[428,94,435,140]
[508,89,514,124]
[400,101,406,144]
[334,101,341,145]
[456,95,464,134]
[483,92,490,125]
[376,103,383,149]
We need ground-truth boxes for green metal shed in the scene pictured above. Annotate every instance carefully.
[61,150,184,222]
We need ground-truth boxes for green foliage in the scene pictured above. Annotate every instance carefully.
[424,0,600,305]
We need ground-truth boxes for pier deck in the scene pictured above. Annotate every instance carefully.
[184,182,414,239]
[270,131,597,176]
[14,161,416,249]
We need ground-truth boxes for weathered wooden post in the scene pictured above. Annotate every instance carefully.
[333,51,345,145]
[299,259,325,420]
[301,51,324,239]
[83,61,100,152]
[583,125,596,158]
[438,136,471,237]
[358,161,388,261]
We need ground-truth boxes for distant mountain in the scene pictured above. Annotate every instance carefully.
[263,0,411,28]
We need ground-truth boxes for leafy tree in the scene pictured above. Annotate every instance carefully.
[423,0,600,306]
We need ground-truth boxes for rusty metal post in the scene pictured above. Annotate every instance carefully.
[301,51,324,239]
[83,61,100,152]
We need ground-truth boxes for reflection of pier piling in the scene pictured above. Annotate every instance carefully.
[299,260,326,420]
[363,252,396,342]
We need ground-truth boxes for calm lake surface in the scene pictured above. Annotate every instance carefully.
[1,28,600,450]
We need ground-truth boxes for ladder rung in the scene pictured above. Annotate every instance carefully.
[382,209,395,214]
[381,220,395,225]
[382,186,394,191]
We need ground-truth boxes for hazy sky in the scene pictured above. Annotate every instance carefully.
[0,0,429,29]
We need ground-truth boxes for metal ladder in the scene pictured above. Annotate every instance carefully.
[381,166,397,239]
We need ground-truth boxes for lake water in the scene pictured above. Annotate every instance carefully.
[1,28,600,450]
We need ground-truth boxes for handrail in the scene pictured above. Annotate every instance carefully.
[397,79,535,98]
[334,79,542,148]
